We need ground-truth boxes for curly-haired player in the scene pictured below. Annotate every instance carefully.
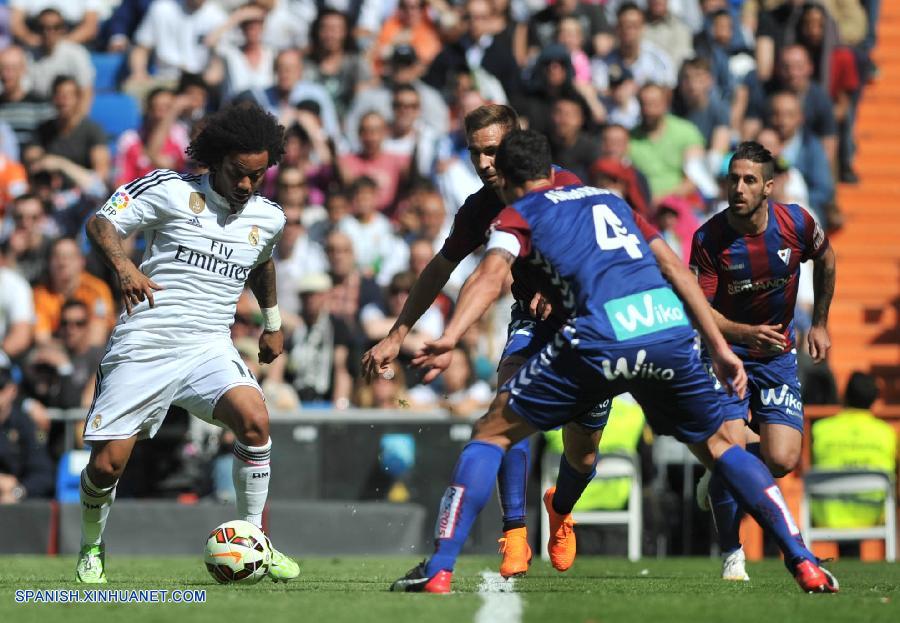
[76,103,300,583]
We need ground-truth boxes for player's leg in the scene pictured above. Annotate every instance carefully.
[177,344,298,582]
[77,436,138,583]
[758,422,802,477]
[544,402,609,572]
[391,392,537,592]
[687,427,836,592]
[634,336,836,592]
[77,346,178,583]
[495,351,533,578]
[704,418,750,580]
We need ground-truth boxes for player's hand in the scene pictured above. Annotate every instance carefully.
[806,325,831,363]
[711,347,747,399]
[361,333,402,383]
[117,263,164,315]
[258,329,284,364]
[411,335,456,384]
[742,324,786,353]
[528,291,553,320]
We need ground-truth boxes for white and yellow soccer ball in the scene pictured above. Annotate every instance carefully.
[204,520,272,584]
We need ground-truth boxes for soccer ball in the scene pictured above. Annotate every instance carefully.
[204,520,272,584]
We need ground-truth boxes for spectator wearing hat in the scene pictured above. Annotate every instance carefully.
[268,272,355,408]
[345,44,449,149]
[602,62,640,129]
[521,44,576,136]
[0,354,55,502]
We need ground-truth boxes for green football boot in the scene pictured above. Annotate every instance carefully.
[268,543,300,582]
[75,544,107,584]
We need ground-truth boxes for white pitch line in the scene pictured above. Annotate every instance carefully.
[475,571,523,623]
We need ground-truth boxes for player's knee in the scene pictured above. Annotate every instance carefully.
[764,450,799,478]
[234,411,270,447]
[88,455,125,485]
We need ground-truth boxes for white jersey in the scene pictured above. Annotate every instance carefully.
[97,170,285,346]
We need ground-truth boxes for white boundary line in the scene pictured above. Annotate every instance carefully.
[475,571,522,623]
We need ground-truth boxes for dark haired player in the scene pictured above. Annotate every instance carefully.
[391,129,838,594]
[76,103,300,583]
[691,141,836,581]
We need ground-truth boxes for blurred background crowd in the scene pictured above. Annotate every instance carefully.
[0,0,881,503]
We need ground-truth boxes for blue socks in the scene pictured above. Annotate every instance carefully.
[552,454,597,515]
[709,470,743,554]
[426,441,505,575]
[707,442,766,555]
[498,437,530,531]
[713,446,814,564]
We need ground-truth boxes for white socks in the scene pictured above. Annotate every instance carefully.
[232,438,272,529]
[80,469,116,548]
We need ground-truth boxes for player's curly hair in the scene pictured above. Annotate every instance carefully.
[187,102,286,170]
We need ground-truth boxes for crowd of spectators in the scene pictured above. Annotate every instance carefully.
[0,0,879,500]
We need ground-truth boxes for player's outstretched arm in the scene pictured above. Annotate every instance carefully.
[808,245,836,362]
[86,215,163,315]
[411,249,512,383]
[361,252,458,382]
[248,258,283,364]
[650,238,746,397]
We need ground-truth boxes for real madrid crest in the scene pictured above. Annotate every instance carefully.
[189,192,206,214]
[91,414,102,430]
[248,225,260,246]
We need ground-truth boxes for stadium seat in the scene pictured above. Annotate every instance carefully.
[90,52,127,92]
[540,451,643,561]
[800,469,897,562]
[89,92,141,145]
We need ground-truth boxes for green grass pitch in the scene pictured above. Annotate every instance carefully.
[1,555,898,623]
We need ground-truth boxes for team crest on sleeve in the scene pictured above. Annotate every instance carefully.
[248,225,260,246]
[91,414,102,429]
[109,191,130,211]
[189,192,206,214]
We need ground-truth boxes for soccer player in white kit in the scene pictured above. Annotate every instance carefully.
[75,103,300,583]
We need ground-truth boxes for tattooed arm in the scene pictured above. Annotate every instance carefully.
[86,215,162,315]
[247,258,278,310]
[247,258,283,364]
[808,245,836,362]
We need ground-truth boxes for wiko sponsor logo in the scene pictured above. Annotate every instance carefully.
[436,485,465,539]
[760,385,802,413]
[604,287,689,341]
[601,349,674,381]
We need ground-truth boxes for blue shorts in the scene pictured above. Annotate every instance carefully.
[705,349,804,433]
[501,306,611,430]
[501,330,724,444]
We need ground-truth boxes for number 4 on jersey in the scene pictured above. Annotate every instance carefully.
[592,204,643,259]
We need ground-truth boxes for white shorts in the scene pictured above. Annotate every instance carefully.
[83,338,263,441]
